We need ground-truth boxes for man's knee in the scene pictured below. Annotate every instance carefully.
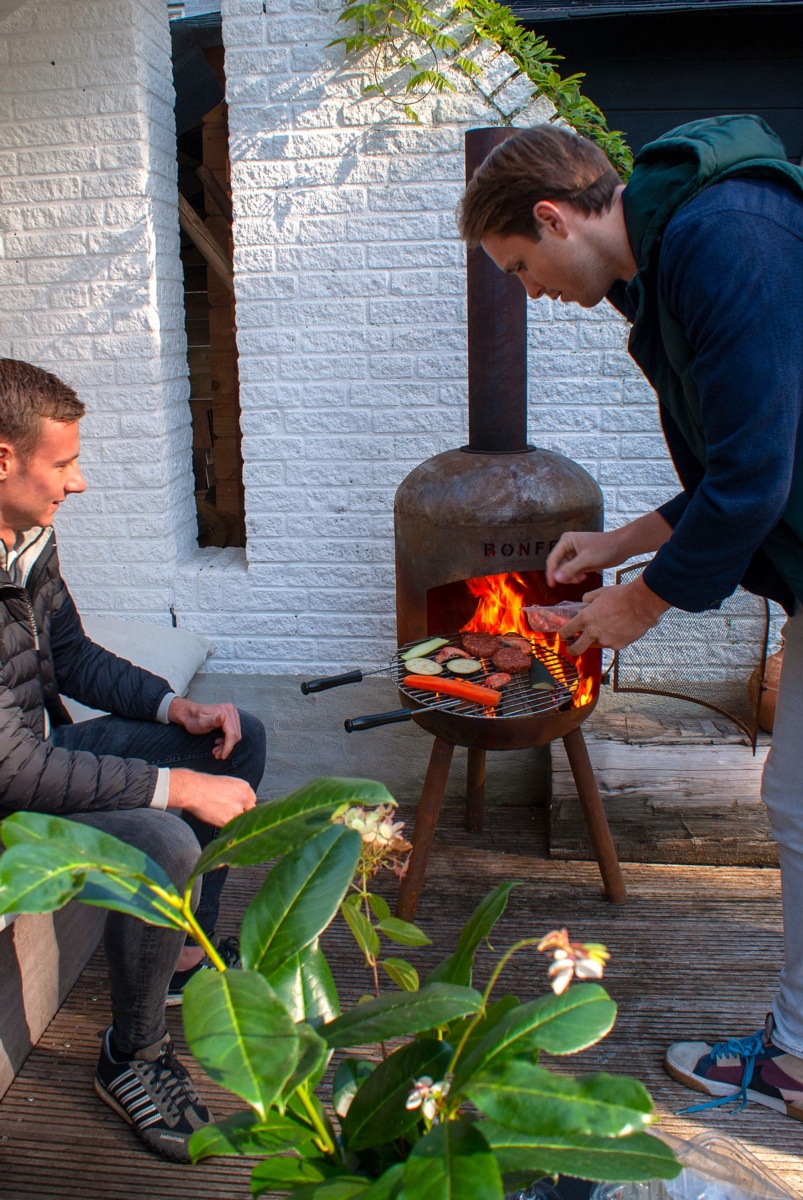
[231,709,267,791]
[124,808,202,892]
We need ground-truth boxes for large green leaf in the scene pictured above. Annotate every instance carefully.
[398,1119,504,1200]
[0,843,87,915]
[269,940,341,1026]
[333,1058,376,1119]
[189,1108,318,1162]
[466,1062,654,1139]
[361,1165,405,1199]
[183,968,300,1120]
[323,984,483,1049]
[242,825,361,977]
[483,1125,681,1183]
[282,1023,330,1099]
[452,984,616,1092]
[192,777,394,877]
[425,882,518,988]
[0,813,184,928]
[288,1181,377,1200]
[422,878,516,988]
[250,1155,351,1196]
[342,1038,453,1153]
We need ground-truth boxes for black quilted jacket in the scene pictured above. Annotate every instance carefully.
[0,531,172,818]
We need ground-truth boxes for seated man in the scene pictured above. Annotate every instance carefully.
[0,358,266,1161]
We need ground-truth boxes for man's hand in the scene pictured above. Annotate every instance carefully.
[547,511,674,587]
[560,576,671,655]
[546,529,627,587]
[167,767,256,826]
[168,697,241,760]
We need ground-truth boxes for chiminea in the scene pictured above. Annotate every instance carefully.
[390,128,625,918]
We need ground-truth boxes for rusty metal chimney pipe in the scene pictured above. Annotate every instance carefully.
[465,127,529,454]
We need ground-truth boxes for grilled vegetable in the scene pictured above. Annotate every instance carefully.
[400,636,448,661]
[404,657,443,676]
[446,658,482,675]
[530,658,559,692]
[403,675,502,707]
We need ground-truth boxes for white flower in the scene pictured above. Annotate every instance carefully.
[537,929,610,995]
[405,1077,450,1122]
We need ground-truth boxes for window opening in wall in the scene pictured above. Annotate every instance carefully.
[172,14,245,548]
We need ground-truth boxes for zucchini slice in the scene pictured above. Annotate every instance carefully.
[404,657,443,676]
[447,658,482,675]
[400,636,449,662]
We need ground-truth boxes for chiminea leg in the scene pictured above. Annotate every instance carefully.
[465,747,486,833]
[562,726,627,905]
[395,737,455,922]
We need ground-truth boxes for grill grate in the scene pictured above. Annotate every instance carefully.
[392,632,582,720]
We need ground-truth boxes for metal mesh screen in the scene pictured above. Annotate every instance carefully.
[612,562,770,746]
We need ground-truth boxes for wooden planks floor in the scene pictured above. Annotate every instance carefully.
[1,805,802,1199]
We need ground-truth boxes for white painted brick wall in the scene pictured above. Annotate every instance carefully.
[171,0,679,673]
[0,0,196,625]
[1,0,773,680]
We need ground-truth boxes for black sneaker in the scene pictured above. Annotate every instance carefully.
[166,934,241,1007]
[94,1027,212,1162]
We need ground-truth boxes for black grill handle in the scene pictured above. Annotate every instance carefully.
[301,671,364,695]
[344,709,412,733]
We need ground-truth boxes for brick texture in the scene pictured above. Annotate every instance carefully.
[0,0,196,629]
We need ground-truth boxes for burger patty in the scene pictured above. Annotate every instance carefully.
[491,645,531,674]
[462,632,502,658]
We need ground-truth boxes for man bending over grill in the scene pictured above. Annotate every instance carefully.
[458,116,803,1123]
[0,357,266,1160]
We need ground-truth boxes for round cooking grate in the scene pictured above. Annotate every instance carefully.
[392,632,580,720]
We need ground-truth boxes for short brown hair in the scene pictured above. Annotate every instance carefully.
[457,125,621,247]
[0,359,85,458]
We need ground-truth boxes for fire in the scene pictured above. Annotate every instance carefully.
[460,572,532,638]
[459,571,598,710]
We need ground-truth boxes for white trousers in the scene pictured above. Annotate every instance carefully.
[761,606,803,1055]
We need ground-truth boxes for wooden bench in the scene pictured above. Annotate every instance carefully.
[0,904,104,1100]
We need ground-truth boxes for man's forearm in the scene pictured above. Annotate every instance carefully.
[610,510,674,560]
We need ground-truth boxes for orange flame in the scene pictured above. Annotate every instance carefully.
[460,572,532,638]
[459,572,599,710]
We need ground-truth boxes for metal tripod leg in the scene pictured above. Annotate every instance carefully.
[395,737,455,922]
[465,747,486,833]
[562,725,627,904]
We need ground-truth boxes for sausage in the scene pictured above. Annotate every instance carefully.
[484,672,512,689]
[434,645,473,663]
[491,645,531,674]
[462,632,502,658]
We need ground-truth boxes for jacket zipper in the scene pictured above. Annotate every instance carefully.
[23,591,40,650]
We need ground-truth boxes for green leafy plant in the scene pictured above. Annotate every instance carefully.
[331,0,633,175]
[0,777,678,1197]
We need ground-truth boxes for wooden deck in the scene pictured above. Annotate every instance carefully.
[1,805,801,1199]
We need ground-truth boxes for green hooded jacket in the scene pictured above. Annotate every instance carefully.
[621,113,803,601]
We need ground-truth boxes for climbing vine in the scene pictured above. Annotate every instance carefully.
[332,0,633,176]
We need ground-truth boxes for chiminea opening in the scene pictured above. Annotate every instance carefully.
[426,569,602,713]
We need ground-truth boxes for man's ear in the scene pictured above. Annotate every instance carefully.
[532,200,570,237]
[0,442,15,482]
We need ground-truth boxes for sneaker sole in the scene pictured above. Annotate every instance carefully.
[664,1052,803,1122]
[93,1076,191,1162]
[165,993,184,1008]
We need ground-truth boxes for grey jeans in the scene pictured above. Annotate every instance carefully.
[53,709,266,1056]
[761,607,803,1056]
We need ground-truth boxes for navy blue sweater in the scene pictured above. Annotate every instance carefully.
[614,177,803,613]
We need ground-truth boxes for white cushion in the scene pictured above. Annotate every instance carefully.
[60,617,214,724]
